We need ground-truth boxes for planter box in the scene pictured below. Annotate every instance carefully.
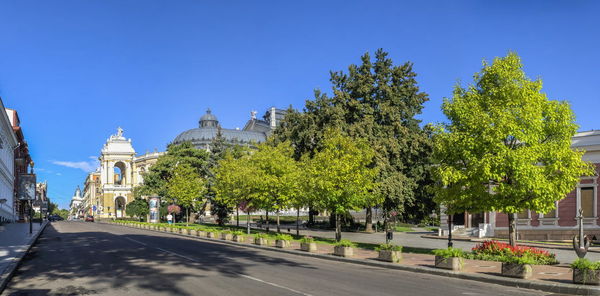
[197,231,206,237]
[254,238,268,246]
[334,246,353,257]
[221,233,233,240]
[434,256,463,271]
[233,235,245,243]
[378,250,402,263]
[207,232,217,238]
[190,229,197,236]
[573,269,600,285]
[501,262,532,279]
[301,242,317,252]
[275,240,291,248]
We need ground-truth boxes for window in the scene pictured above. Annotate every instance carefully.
[581,187,595,218]
[517,210,529,219]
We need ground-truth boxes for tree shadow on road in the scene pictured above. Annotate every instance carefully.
[3,222,315,296]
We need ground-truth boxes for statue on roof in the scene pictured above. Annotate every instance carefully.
[117,127,124,137]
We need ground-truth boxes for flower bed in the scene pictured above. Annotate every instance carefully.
[469,240,558,265]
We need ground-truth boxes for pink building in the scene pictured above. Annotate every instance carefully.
[441,130,600,241]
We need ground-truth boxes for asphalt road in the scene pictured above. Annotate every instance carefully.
[2,222,561,296]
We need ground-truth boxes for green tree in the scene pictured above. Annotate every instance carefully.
[433,52,594,246]
[167,163,207,226]
[274,49,432,230]
[248,140,302,233]
[125,198,149,221]
[304,130,378,241]
[136,142,210,199]
[214,150,255,233]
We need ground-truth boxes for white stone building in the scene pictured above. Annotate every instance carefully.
[0,99,17,223]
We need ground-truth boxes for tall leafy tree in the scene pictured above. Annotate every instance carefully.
[275,49,432,230]
[167,163,207,226]
[433,52,594,246]
[214,150,255,233]
[304,130,378,241]
[125,198,149,221]
[136,142,210,201]
[247,140,302,233]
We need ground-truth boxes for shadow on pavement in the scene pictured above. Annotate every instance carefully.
[4,223,315,296]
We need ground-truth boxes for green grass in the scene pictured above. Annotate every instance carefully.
[393,226,415,232]
[424,227,439,232]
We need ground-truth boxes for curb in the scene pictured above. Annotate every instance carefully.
[106,222,600,296]
[0,221,49,293]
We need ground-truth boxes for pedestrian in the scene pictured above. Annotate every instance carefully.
[167,213,173,225]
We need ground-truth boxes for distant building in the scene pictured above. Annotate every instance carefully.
[79,128,162,219]
[0,100,17,223]
[173,107,286,150]
[69,186,83,220]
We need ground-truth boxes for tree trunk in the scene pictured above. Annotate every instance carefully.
[246,211,251,235]
[186,208,189,227]
[296,208,300,236]
[266,211,270,232]
[236,207,239,227]
[335,213,342,242]
[508,213,517,246]
[365,207,373,233]
[276,211,281,233]
[308,206,315,226]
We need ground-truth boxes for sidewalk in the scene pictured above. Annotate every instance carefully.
[0,221,47,291]
[233,222,600,264]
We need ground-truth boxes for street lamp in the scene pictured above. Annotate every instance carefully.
[448,214,453,248]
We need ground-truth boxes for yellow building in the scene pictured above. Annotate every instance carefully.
[83,128,162,219]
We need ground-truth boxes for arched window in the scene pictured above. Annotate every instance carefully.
[114,162,126,185]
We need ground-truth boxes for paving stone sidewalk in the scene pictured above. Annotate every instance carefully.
[0,221,47,291]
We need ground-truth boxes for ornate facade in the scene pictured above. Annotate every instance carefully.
[78,128,162,219]
[173,107,286,150]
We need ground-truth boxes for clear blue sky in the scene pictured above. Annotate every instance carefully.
[1,1,598,209]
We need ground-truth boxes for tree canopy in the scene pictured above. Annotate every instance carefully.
[433,52,594,245]
[304,130,378,240]
[274,49,432,222]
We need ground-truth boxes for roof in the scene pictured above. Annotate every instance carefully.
[174,127,266,145]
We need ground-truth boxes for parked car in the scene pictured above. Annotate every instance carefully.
[85,216,94,222]
[48,215,63,221]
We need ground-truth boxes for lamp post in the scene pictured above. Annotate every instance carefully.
[447,214,453,248]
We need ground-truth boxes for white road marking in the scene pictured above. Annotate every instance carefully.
[124,237,147,246]
[123,229,312,296]
[156,247,199,262]
[239,274,314,296]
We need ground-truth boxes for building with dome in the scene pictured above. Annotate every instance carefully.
[173,107,286,150]
[69,186,83,220]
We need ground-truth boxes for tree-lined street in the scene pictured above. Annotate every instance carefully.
[2,222,546,296]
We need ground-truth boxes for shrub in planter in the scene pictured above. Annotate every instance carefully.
[206,230,219,238]
[300,236,317,252]
[333,240,356,257]
[275,234,293,248]
[376,244,403,263]
[232,231,246,242]
[433,248,465,271]
[221,230,233,240]
[470,240,558,265]
[571,258,600,285]
[500,254,534,279]
[254,233,269,246]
